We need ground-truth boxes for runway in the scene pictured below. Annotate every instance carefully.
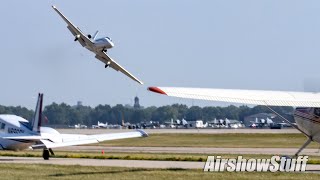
[0,156,202,169]
[58,146,320,156]
[1,156,320,171]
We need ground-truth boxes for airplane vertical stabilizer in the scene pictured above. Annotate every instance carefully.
[31,93,43,133]
[92,31,99,40]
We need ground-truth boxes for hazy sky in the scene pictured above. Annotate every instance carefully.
[1,0,320,109]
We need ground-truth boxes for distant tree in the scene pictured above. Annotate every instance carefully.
[186,106,202,121]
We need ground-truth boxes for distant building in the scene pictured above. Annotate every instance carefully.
[134,96,140,109]
[77,101,83,107]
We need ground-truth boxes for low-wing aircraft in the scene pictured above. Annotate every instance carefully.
[148,86,320,156]
[52,6,143,84]
[0,93,148,160]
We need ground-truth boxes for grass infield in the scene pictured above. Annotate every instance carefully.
[0,163,319,180]
[96,133,320,148]
[1,151,320,164]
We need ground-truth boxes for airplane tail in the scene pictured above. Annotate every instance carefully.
[92,31,99,40]
[30,93,44,133]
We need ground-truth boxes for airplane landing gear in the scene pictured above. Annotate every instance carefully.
[294,137,312,157]
[74,35,80,41]
[105,61,111,68]
[43,148,55,160]
[265,106,313,158]
[43,149,49,160]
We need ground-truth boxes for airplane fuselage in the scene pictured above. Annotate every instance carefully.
[0,115,36,150]
[294,107,320,143]
[84,37,114,53]
[0,114,92,151]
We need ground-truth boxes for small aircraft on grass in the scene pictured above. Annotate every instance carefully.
[0,93,148,160]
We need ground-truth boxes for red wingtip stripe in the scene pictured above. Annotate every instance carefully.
[148,87,167,95]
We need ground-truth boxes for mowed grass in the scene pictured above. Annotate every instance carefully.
[0,163,320,180]
[2,151,320,164]
[96,133,320,148]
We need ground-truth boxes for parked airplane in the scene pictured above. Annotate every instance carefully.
[0,93,148,160]
[52,6,143,84]
[97,121,108,128]
[148,86,320,156]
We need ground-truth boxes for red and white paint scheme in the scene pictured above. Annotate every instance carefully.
[148,86,320,156]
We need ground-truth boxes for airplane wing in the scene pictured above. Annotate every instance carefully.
[148,87,320,107]
[5,130,148,149]
[95,52,144,84]
[52,6,93,47]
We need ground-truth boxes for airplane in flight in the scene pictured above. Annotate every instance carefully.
[52,6,143,84]
[0,93,148,160]
[148,86,320,156]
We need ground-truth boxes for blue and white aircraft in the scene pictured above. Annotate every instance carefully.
[0,94,148,160]
[52,6,143,84]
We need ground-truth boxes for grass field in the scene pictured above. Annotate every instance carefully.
[95,133,320,148]
[0,163,319,180]
[2,151,320,164]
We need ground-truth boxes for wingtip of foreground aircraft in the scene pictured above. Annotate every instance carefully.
[51,5,56,9]
[136,129,149,137]
[148,87,167,95]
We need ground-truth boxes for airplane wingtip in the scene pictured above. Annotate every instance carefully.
[52,5,56,9]
[148,87,167,95]
[136,129,148,137]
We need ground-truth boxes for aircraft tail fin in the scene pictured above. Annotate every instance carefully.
[92,31,99,40]
[31,93,43,133]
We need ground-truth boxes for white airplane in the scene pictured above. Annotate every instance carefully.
[52,6,143,85]
[148,86,320,156]
[97,121,108,128]
[0,93,148,160]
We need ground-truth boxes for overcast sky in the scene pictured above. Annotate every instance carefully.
[1,0,320,109]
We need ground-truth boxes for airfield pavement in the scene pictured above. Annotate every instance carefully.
[57,146,320,156]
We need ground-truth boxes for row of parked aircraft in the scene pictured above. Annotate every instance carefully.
[1,5,320,160]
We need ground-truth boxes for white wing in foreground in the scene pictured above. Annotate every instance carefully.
[148,87,320,107]
[95,52,143,84]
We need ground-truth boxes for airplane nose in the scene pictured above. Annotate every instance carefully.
[110,41,114,48]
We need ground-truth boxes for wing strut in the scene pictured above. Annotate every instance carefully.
[265,104,312,157]
[265,105,308,137]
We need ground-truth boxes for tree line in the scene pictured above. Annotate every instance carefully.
[0,103,294,126]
